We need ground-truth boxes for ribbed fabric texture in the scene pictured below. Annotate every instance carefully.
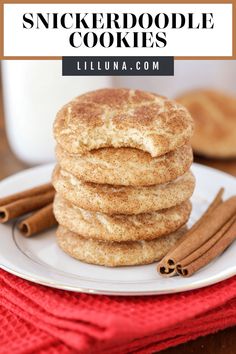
[0,269,236,354]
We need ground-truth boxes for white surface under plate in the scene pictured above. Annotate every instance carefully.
[0,163,236,296]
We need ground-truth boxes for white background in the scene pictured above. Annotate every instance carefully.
[4,3,233,57]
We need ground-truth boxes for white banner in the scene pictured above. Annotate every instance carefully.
[4,3,233,57]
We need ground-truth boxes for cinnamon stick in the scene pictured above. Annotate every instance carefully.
[177,215,236,276]
[0,183,54,207]
[157,188,224,277]
[0,191,55,223]
[18,203,57,237]
[166,196,236,267]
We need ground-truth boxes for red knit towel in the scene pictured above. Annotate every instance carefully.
[0,269,236,354]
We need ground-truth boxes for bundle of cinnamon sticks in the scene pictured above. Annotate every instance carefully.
[0,183,57,237]
[158,188,236,277]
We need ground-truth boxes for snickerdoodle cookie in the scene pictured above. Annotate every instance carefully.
[54,88,194,157]
[177,89,236,158]
[56,225,186,267]
[55,144,193,186]
[52,166,195,215]
[53,193,191,242]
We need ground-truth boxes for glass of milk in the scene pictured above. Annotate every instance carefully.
[2,60,112,165]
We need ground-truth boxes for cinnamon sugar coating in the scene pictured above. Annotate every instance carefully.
[56,225,186,267]
[54,88,194,157]
[52,166,195,215]
[56,144,193,186]
[53,193,191,242]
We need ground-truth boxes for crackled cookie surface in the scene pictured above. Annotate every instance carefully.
[54,88,194,157]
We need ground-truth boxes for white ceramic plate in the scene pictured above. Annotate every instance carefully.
[0,163,236,296]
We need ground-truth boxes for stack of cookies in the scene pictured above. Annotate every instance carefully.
[52,88,195,267]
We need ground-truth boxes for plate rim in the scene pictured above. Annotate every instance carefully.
[0,162,236,296]
[1,258,236,296]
